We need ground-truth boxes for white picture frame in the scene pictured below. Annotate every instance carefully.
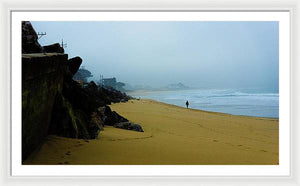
[1,0,299,185]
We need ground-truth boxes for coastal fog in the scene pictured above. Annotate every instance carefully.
[22,20,279,165]
[31,21,278,92]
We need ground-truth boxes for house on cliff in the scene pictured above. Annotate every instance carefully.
[102,77,125,92]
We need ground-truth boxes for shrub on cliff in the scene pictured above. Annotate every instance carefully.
[73,68,93,82]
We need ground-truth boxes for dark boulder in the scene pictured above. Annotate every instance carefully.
[110,111,128,124]
[22,21,42,53]
[62,80,106,114]
[87,81,98,91]
[114,122,144,132]
[49,80,104,140]
[49,93,90,139]
[103,105,112,116]
[43,43,64,53]
[68,57,82,76]
[98,106,128,126]
[89,111,104,138]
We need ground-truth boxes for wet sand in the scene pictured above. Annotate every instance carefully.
[24,99,279,165]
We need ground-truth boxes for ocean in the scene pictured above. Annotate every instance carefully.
[129,89,279,118]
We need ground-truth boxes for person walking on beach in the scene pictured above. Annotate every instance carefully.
[186,100,189,109]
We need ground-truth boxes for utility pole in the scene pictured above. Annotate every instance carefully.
[37,32,46,40]
[61,39,67,49]
[99,74,101,87]
[100,75,104,87]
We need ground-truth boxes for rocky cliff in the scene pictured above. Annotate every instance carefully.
[22,52,135,162]
[22,53,68,161]
[22,21,142,162]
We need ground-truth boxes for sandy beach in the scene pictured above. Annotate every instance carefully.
[24,99,279,165]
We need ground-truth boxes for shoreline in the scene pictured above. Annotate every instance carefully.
[126,87,279,119]
[124,98,279,120]
[24,99,279,165]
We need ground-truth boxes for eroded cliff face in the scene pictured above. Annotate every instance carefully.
[21,21,141,162]
[22,53,68,161]
[21,53,133,162]
[22,21,43,54]
[22,53,104,161]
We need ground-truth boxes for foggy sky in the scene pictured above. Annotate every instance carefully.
[31,21,279,92]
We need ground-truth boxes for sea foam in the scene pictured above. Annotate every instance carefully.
[134,89,279,118]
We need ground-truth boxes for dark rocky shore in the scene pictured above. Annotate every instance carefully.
[22,21,143,162]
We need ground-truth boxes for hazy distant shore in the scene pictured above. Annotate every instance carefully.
[126,89,182,96]
[24,99,278,165]
[127,89,279,118]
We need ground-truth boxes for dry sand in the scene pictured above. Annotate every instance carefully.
[24,99,279,165]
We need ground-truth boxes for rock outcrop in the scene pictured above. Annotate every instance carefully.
[98,106,128,126]
[21,21,140,162]
[22,53,68,161]
[22,21,43,53]
[68,57,82,75]
[43,43,64,53]
[114,122,144,132]
[48,62,104,139]
[22,53,133,161]
[48,92,90,139]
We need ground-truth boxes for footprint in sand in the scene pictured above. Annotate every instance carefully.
[65,151,71,156]
[213,140,218,142]
[74,143,83,147]
[260,150,268,153]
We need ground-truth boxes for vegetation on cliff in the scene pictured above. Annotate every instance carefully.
[73,67,93,83]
